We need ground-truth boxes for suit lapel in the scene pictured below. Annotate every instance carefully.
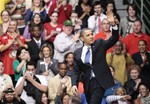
[91,44,95,65]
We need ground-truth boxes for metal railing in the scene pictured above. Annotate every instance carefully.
[130,0,150,35]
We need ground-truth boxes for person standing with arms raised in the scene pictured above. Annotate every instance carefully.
[71,13,119,104]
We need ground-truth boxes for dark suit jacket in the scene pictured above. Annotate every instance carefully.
[36,59,59,75]
[132,52,150,85]
[26,39,45,65]
[72,29,119,93]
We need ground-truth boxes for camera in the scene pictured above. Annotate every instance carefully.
[29,72,33,76]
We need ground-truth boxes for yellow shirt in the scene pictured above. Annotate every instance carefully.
[0,0,10,24]
[106,53,134,85]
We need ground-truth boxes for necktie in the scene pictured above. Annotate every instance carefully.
[84,48,90,64]
[37,42,40,48]
[98,16,102,32]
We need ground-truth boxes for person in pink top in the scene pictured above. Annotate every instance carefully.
[123,19,150,56]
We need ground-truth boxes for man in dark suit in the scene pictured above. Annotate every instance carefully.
[26,24,45,65]
[71,17,119,103]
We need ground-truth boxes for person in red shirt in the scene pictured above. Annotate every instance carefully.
[95,18,115,53]
[123,19,150,56]
[0,20,25,79]
[44,11,63,48]
[48,0,72,24]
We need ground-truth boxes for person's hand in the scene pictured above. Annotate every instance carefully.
[72,31,80,43]
[122,49,127,57]
[24,71,34,82]
[13,92,21,101]
[121,95,131,101]
[42,71,49,76]
[60,76,69,84]
[72,85,78,95]
[50,30,57,36]
[40,7,45,12]
[12,32,18,40]
[107,11,115,25]
[111,48,115,56]
[135,79,141,84]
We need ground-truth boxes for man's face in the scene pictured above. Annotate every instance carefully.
[4,93,15,103]
[63,26,73,35]
[80,29,94,46]
[27,65,36,76]
[102,19,110,32]
[0,62,4,75]
[114,41,123,55]
[94,5,102,15]
[133,21,142,34]
[32,26,41,38]
[59,64,67,77]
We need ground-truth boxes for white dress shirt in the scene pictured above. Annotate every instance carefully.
[54,32,82,62]
[88,13,107,35]
[81,45,95,78]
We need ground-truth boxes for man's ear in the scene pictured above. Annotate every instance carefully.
[80,36,84,41]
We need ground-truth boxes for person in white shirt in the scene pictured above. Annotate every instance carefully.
[88,1,107,35]
[53,20,82,62]
[15,61,48,104]
[0,60,13,100]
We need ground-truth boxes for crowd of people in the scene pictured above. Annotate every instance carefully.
[0,0,150,104]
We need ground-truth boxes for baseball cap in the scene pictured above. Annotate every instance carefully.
[3,88,14,93]
[63,20,73,26]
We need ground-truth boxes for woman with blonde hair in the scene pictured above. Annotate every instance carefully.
[25,0,47,24]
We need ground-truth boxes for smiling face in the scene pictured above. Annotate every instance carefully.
[33,14,41,24]
[33,0,41,7]
[50,12,58,23]
[138,40,147,53]
[63,94,70,104]
[42,47,51,58]
[41,93,48,103]
[130,69,139,80]
[114,41,123,55]
[128,6,136,17]
[66,53,74,66]
[7,20,17,33]
[139,84,149,97]
[1,10,10,22]
[115,87,126,96]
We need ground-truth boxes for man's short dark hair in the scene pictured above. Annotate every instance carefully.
[58,62,67,68]
[94,1,101,7]
[26,61,36,69]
